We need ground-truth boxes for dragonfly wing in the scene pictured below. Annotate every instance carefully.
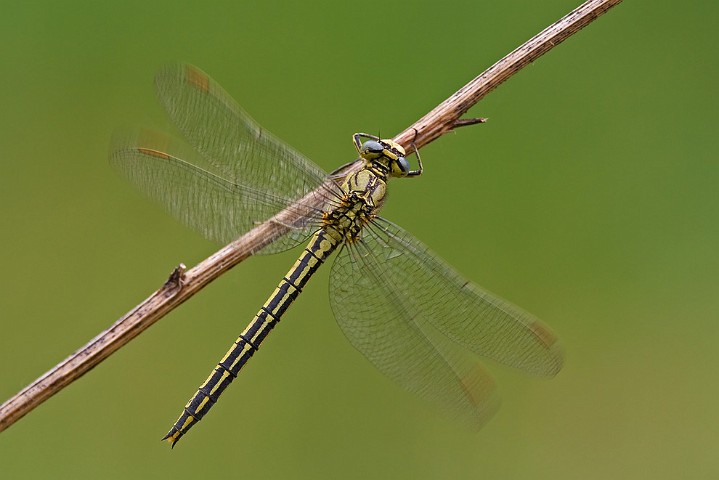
[329,216,562,426]
[155,64,336,207]
[110,130,328,253]
[112,63,343,253]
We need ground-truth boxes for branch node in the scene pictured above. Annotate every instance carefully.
[163,263,187,293]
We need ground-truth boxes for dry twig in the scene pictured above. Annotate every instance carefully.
[0,0,622,435]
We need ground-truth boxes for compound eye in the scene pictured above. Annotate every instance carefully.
[397,156,410,175]
[362,140,385,155]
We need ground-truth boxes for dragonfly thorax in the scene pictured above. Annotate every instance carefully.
[322,166,389,244]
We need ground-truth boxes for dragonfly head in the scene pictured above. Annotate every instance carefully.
[359,138,410,177]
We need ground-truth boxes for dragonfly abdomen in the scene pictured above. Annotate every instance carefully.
[163,230,340,447]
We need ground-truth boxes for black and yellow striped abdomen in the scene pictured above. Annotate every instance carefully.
[163,231,341,446]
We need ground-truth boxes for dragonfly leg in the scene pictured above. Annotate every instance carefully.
[403,129,423,177]
[405,147,423,177]
[352,132,381,154]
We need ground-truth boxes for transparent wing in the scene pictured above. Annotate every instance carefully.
[110,130,334,253]
[329,216,562,427]
[111,63,343,253]
[155,63,333,205]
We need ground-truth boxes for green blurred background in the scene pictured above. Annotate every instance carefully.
[1,1,717,478]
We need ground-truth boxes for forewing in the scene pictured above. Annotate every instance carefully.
[155,64,332,207]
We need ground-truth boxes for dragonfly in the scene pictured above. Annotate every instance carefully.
[111,64,563,447]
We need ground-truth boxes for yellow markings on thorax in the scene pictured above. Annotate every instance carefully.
[320,163,389,245]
